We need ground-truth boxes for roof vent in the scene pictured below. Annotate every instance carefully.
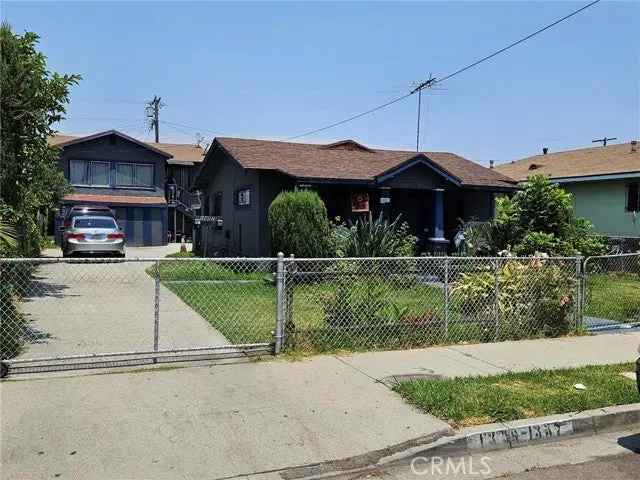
[542,147,549,155]
[528,163,541,171]
[632,140,638,153]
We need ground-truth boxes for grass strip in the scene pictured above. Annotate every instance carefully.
[394,363,638,427]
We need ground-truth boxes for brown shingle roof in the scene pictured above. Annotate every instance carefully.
[148,142,205,165]
[213,137,516,189]
[495,141,640,181]
[49,133,205,165]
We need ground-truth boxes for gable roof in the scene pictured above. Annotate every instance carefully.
[208,137,516,189]
[49,131,205,164]
[495,141,640,182]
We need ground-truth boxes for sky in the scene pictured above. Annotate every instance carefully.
[2,0,638,165]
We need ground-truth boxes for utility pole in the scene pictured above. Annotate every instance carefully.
[592,136,617,147]
[146,95,164,143]
[416,88,422,152]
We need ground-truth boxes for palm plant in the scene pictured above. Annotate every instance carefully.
[0,219,17,251]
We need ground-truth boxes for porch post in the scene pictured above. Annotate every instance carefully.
[428,188,449,254]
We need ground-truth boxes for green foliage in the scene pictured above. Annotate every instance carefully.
[0,270,28,359]
[467,175,606,256]
[333,212,417,257]
[0,219,17,253]
[0,22,80,257]
[394,363,638,427]
[321,283,388,328]
[268,190,333,257]
[452,259,575,340]
[512,231,573,257]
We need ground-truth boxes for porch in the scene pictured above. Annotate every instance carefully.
[311,184,496,254]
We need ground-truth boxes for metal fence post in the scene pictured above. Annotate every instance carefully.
[444,257,450,338]
[153,259,160,360]
[494,257,500,341]
[274,252,285,354]
[576,256,583,331]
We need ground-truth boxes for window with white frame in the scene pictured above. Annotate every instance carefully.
[236,187,251,207]
[69,160,110,186]
[116,163,153,187]
[69,159,154,188]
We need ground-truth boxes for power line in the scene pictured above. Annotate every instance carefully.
[285,93,414,141]
[413,0,601,91]
[159,120,223,136]
[292,0,602,140]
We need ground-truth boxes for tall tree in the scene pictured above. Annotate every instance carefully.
[0,22,80,255]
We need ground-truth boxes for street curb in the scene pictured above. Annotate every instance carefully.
[281,403,640,480]
[430,402,640,455]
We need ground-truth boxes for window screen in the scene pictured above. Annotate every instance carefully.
[89,162,110,186]
[136,164,153,186]
[116,164,135,186]
[69,160,87,184]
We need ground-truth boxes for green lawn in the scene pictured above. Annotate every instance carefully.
[394,363,639,427]
[158,260,583,352]
[586,273,640,322]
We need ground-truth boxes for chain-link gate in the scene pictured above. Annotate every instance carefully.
[0,257,276,375]
[583,252,640,332]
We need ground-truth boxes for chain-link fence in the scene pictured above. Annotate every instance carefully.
[2,253,637,373]
[583,253,640,329]
[281,256,582,353]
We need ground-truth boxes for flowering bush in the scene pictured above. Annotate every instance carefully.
[452,258,575,340]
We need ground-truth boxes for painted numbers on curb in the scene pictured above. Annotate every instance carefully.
[467,420,574,450]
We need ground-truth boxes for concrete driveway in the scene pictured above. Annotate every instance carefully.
[16,245,227,360]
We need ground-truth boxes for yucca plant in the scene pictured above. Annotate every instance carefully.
[335,212,417,258]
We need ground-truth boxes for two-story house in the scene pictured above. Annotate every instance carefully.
[49,130,204,246]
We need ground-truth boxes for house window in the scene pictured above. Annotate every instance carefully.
[236,187,251,207]
[626,183,639,212]
[69,160,87,184]
[115,163,154,187]
[116,164,135,186]
[69,160,110,186]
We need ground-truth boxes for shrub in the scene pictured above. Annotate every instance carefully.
[268,190,333,257]
[452,258,575,340]
[333,213,417,258]
[471,175,606,257]
[0,281,26,359]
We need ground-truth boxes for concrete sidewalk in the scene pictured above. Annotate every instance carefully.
[1,332,638,480]
[335,331,640,382]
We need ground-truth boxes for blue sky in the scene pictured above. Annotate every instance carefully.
[3,1,638,165]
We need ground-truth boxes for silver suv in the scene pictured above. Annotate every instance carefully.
[62,216,125,257]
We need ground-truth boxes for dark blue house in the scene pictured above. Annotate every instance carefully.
[50,130,199,246]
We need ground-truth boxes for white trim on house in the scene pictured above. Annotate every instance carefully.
[548,171,640,184]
